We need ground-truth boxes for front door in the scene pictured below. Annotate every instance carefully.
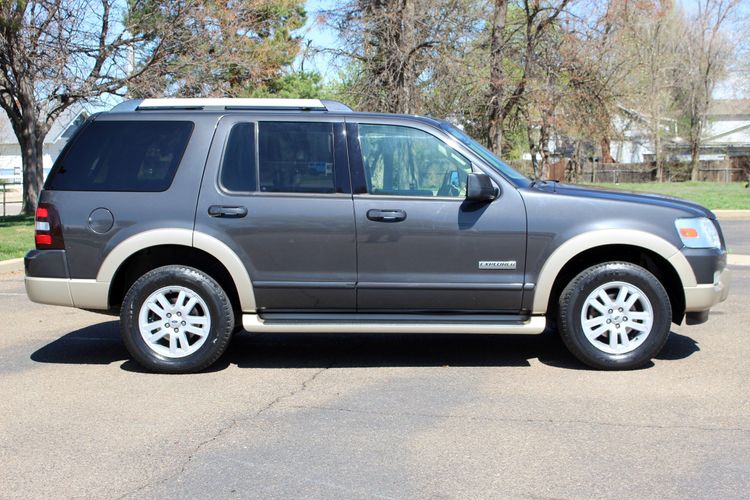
[195,116,356,311]
[349,122,527,313]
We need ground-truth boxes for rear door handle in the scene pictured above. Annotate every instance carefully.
[208,205,248,218]
[366,209,407,222]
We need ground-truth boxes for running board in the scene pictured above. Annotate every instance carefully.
[242,314,546,335]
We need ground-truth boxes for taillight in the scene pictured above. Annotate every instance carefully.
[35,203,64,250]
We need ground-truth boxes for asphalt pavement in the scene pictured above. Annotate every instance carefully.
[723,219,750,255]
[0,222,748,499]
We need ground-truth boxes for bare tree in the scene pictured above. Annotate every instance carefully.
[673,0,738,181]
[0,0,189,214]
[487,0,508,156]
[325,0,483,114]
[486,0,572,157]
[623,2,682,180]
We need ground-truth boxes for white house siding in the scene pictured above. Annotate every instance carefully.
[611,140,652,163]
[0,108,83,182]
[0,143,55,182]
[706,128,750,145]
[704,120,750,137]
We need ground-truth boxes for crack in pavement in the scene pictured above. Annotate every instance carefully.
[117,366,331,499]
[286,404,750,434]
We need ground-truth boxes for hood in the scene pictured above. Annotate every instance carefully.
[530,182,715,219]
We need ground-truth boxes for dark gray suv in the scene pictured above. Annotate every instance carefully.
[24,98,731,373]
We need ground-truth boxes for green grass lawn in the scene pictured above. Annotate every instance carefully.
[0,215,34,261]
[586,182,750,210]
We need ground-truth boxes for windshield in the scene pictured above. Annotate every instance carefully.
[439,122,530,187]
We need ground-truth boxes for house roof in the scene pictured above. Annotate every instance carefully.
[0,104,87,145]
[0,112,15,144]
[707,99,750,117]
[616,104,677,124]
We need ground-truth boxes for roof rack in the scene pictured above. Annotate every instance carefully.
[109,98,353,113]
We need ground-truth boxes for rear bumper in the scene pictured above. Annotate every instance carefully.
[25,249,110,310]
[683,266,731,313]
[25,277,109,309]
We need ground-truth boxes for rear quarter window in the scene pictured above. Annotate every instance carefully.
[46,120,194,192]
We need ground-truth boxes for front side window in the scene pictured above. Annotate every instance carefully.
[47,120,193,192]
[258,122,335,193]
[358,124,472,197]
[438,121,531,186]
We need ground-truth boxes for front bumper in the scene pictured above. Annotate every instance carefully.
[683,265,731,313]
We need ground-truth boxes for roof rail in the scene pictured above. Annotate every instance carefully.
[321,100,353,112]
[109,100,143,112]
[109,98,354,113]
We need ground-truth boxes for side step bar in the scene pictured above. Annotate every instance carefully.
[242,314,546,335]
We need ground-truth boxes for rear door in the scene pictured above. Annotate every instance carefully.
[195,115,356,311]
[348,120,528,312]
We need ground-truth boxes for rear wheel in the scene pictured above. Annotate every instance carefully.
[120,265,234,373]
[557,262,671,370]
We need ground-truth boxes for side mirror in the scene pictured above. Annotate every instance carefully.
[466,173,498,202]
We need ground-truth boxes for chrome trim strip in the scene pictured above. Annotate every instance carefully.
[254,281,356,289]
[243,314,546,334]
[357,282,524,290]
[261,313,531,322]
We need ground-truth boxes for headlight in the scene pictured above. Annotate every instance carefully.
[675,217,721,249]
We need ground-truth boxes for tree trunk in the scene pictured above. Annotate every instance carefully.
[690,141,701,181]
[527,122,538,179]
[20,129,45,215]
[654,129,662,182]
[690,117,701,181]
[539,120,550,179]
[487,0,508,156]
[600,137,614,164]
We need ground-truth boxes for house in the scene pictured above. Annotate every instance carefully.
[610,106,677,163]
[0,105,88,183]
[665,99,750,162]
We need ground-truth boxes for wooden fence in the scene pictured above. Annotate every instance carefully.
[507,159,749,183]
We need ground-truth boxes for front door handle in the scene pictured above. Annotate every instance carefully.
[366,209,407,222]
[208,205,248,218]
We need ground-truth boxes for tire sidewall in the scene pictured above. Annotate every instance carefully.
[561,263,672,369]
[121,266,233,373]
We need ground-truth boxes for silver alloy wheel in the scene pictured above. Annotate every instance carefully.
[138,286,212,358]
[580,281,654,355]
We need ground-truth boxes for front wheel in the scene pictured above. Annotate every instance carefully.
[120,265,234,373]
[557,262,672,370]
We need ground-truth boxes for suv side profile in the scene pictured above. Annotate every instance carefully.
[25,98,731,373]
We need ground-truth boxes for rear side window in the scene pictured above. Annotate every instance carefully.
[47,120,193,192]
[258,122,335,193]
[220,123,256,192]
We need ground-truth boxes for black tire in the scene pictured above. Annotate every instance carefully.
[120,265,234,373]
[557,261,671,370]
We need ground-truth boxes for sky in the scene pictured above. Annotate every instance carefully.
[296,0,342,80]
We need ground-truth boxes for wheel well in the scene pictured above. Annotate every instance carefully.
[108,245,242,316]
[546,244,686,324]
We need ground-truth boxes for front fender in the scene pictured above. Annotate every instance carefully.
[531,229,696,314]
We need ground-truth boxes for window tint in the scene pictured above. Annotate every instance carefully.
[220,123,256,192]
[358,124,472,197]
[258,122,335,193]
[47,121,193,192]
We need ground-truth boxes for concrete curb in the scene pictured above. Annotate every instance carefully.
[728,254,750,266]
[714,210,750,220]
[0,258,23,274]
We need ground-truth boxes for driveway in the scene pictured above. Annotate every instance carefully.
[0,222,748,499]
